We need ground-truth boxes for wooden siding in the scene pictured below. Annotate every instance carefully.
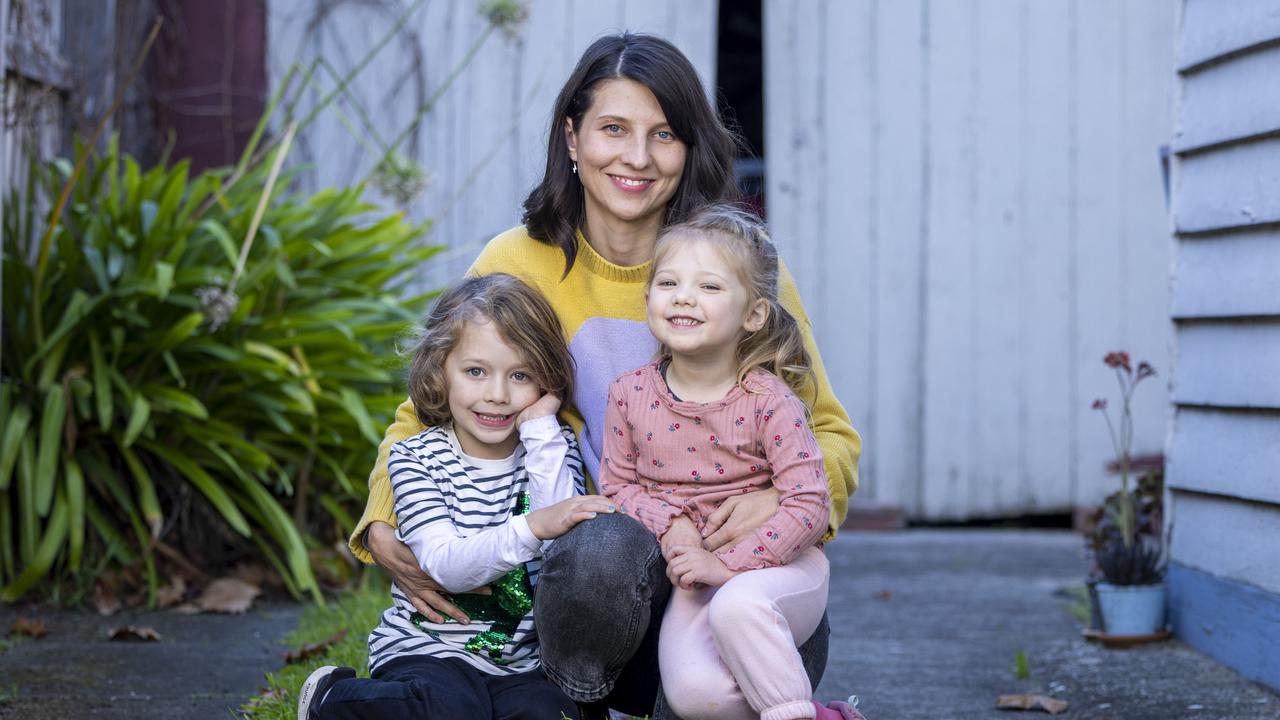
[1169,0,1280,689]
[1169,493,1280,595]
[764,0,1177,519]
[267,0,717,292]
[1167,408,1280,506]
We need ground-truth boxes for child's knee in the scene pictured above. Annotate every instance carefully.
[662,663,742,720]
[708,584,775,640]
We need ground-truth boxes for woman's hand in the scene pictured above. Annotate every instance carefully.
[526,495,616,540]
[701,487,782,551]
[660,515,704,563]
[666,545,738,589]
[365,522,478,624]
[516,393,562,429]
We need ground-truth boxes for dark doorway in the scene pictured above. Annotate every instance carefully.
[716,0,765,216]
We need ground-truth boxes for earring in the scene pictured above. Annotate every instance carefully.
[572,162,578,175]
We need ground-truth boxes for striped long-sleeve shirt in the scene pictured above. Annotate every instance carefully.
[367,416,584,675]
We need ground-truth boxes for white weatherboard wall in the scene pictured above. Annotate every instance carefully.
[1166,0,1280,691]
[267,0,716,293]
[764,0,1177,520]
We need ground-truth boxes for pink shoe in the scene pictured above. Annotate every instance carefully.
[813,699,868,720]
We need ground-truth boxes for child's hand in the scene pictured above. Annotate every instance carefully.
[665,545,738,589]
[526,494,615,540]
[516,393,562,429]
[660,516,704,563]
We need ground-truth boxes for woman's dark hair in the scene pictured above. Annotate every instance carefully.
[408,274,574,427]
[522,32,742,275]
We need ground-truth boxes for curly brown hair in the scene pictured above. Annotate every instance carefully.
[407,274,574,427]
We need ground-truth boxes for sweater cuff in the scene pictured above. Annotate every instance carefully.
[348,492,398,565]
[518,414,561,440]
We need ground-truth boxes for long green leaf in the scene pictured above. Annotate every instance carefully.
[89,331,113,430]
[156,311,205,352]
[122,393,151,447]
[337,387,381,445]
[35,384,67,517]
[1,492,69,602]
[137,440,251,537]
[146,385,209,420]
[120,446,162,537]
[17,436,37,565]
[0,404,32,491]
[65,456,86,570]
[23,290,100,376]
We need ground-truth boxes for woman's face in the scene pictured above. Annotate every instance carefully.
[565,78,688,237]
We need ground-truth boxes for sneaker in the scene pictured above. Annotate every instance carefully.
[297,665,356,720]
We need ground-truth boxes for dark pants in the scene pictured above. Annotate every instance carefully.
[316,655,579,720]
[534,513,830,719]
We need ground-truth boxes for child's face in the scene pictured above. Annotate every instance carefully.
[443,319,543,459]
[647,239,768,366]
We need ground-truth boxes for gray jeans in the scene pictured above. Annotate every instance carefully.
[533,513,830,718]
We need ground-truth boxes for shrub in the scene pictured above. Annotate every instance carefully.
[1,135,438,603]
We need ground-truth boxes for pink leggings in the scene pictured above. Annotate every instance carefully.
[659,547,830,720]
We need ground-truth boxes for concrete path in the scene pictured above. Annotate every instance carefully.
[0,530,1276,719]
[0,601,300,719]
[819,530,1279,719]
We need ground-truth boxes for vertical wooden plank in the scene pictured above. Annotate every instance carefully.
[1021,0,1074,513]
[920,0,977,519]
[1071,0,1125,507]
[868,0,925,510]
[763,0,825,324]
[569,0,623,54]
[816,0,874,477]
[969,0,1023,516]
[1119,0,1176,489]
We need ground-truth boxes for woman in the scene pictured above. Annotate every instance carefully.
[349,32,861,718]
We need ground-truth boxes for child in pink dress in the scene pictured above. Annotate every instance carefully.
[597,204,863,720]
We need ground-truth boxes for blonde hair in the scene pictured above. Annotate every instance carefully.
[407,274,575,427]
[651,203,814,396]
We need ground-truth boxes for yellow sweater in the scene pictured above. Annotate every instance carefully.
[349,226,862,562]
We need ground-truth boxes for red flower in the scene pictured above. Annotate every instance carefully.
[1092,399,1107,410]
[1103,351,1131,371]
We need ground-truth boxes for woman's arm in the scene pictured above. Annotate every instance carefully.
[714,392,831,572]
[349,397,425,562]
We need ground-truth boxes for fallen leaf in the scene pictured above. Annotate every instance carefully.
[171,602,202,615]
[107,626,162,642]
[156,577,187,609]
[997,694,1069,715]
[195,577,261,614]
[873,590,893,601]
[283,630,348,664]
[93,580,122,616]
[10,617,47,638]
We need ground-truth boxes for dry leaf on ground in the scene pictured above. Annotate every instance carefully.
[11,617,47,638]
[107,626,162,642]
[283,630,348,664]
[156,577,187,608]
[195,577,261,614]
[93,580,122,616]
[997,693,1069,715]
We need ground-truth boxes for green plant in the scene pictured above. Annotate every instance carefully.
[1089,351,1164,586]
[1,132,438,603]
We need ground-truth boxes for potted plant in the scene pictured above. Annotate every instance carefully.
[1086,351,1167,637]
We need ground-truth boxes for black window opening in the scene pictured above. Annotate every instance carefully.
[716,0,765,217]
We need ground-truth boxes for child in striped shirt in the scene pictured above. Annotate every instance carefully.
[598,205,864,720]
[298,274,614,720]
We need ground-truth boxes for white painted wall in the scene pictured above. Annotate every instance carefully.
[1168,0,1280,592]
[764,0,1178,519]
[266,0,717,292]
